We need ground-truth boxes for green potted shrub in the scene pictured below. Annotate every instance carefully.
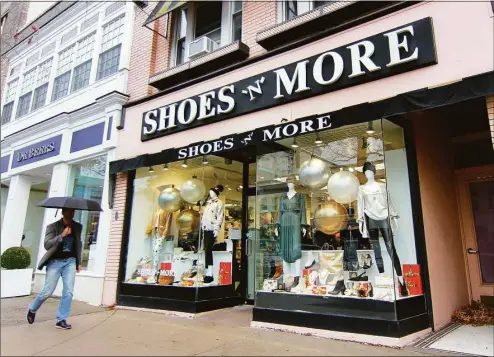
[1,247,32,298]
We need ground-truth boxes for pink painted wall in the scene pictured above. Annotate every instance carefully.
[119,1,494,161]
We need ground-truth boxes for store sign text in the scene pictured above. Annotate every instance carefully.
[16,142,56,163]
[141,18,436,141]
[177,115,332,159]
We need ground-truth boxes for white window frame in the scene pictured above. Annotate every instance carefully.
[171,2,236,67]
[278,1,331,22]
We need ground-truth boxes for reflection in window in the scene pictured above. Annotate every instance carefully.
[69,156,106,270]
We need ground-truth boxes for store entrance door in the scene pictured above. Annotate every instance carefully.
[457,165,494,305]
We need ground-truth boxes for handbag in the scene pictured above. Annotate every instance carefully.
[318,251,343,273]
[262,279,278,291]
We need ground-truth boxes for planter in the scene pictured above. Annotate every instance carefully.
[1,268,33,298]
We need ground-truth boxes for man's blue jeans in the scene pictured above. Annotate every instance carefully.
[29,257,76,322]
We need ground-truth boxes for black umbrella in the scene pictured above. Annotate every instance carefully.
[38,197,103,212]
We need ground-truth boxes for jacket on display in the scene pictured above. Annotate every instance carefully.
[357,183,398,238]
[145,209,172,237]
[201,197,225,235]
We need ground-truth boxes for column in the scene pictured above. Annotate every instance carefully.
[35,163,71,268]
[1,175,32,253]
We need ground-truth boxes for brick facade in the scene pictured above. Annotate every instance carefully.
[126,1,277,101]
[1,1,29,100]
[102,172,128,306]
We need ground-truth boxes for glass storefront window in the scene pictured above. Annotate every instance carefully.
[68,155,106,270]
[124,155,243,288]
[254,119,421,302]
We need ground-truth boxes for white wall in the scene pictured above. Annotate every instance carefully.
[0,187,7,229]
[22,190,46,270]
[384,149,417,265]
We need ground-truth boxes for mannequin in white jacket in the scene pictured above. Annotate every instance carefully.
[201,185,225,283]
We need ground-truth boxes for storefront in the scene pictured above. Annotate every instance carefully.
[104,3,494,343]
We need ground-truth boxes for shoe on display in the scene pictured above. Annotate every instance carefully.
[327,275,339,285]
[55,320,72,330]
[271,260,283,279]
[328,279,345,295]
[304,252,316,269]
[284,274,294,289]
[203,275,214,284]
[290,279,307,294]
[146,276,157,284]
[362,254,373,269]
[27,309,36,324]
[349,272,368,281]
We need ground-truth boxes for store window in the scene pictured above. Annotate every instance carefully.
[124,155,242,288]
[68,156,106,270]
[255,119,421,302]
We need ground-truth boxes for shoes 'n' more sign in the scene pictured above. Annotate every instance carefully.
[141,18,437,141]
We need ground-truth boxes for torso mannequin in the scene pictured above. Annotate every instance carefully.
[275,183,306,237]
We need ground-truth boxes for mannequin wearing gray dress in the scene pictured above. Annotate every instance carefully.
[275,193,307,263]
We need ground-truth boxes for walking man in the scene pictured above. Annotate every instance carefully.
[27,208,82,329]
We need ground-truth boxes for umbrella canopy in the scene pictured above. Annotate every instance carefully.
[38,197,103,212]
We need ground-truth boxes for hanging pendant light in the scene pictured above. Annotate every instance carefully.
[181,159,188,168]
[202,156,209,165]
[291,137,299,148]
[366,121,375,134]
[148,166,155,173]
[162,163,169,171]
[314,132,323,145]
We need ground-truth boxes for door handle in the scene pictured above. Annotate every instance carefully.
[467,248,479,254]
[246,238,253,257]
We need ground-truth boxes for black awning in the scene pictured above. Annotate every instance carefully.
[109,70,494,174]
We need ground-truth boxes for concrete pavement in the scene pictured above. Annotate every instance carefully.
[1,296,450,356]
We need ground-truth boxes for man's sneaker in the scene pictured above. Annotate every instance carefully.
[27,310,36,324]
[55,320,72,330]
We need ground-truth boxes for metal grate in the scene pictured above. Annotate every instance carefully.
[26,52,40,68]
[105,2,125,18]
[81,13,99,32]
[41,42,56,58]
[61,27,78,46]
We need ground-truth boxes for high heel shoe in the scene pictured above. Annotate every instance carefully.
[362,254,373,269]
[272,260,283,279]
[328,279,346,295]
[349,272,368,281]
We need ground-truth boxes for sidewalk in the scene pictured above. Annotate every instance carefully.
[1,296,451,356]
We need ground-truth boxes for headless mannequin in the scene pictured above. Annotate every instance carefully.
[275,182,307,277]
[357,166,406,289]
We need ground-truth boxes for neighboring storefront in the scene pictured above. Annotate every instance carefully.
[1,91,128,305]
[103,2,494,343]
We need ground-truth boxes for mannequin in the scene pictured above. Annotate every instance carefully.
[357,161,407,295]
[274,174,307,277]
[200,185,225,283]
[145,208,173,282]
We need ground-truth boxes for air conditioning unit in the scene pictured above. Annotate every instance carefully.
[189,37,219,59]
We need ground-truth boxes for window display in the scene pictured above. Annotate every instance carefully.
[124,156,242,288]
[254,119,421,302]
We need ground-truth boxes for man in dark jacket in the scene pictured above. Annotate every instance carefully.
[27,208,82,330]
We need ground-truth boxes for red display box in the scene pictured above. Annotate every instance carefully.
[218,262,232,285]
[402,264,423,296]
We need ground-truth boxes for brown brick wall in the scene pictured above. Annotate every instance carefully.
[103,172,128,284]
[1,1,29,101]
[127,2,277,101]
[241,1,277,58]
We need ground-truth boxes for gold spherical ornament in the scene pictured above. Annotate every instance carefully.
[327,170,360,204]
[313,200,348,235]
[176,209,200,235]
[158,187,183,212]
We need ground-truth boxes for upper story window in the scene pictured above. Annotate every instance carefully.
[4,79,19,104]
[21,67,37,95]
[1,79,18,125]
[282,0,333,21]
[37,58,53,86]
[97,15,125,80]
[57,45,75,75]
[172,2,242,66]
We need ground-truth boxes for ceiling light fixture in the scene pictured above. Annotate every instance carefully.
[291,137,299,148]
[366,121,375,134]
[181,159,188,168]
[348,167,354,172]
[202,156,209,165]
[162,163,169,171]
[148,166,155,173]
[314,132,323,145]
